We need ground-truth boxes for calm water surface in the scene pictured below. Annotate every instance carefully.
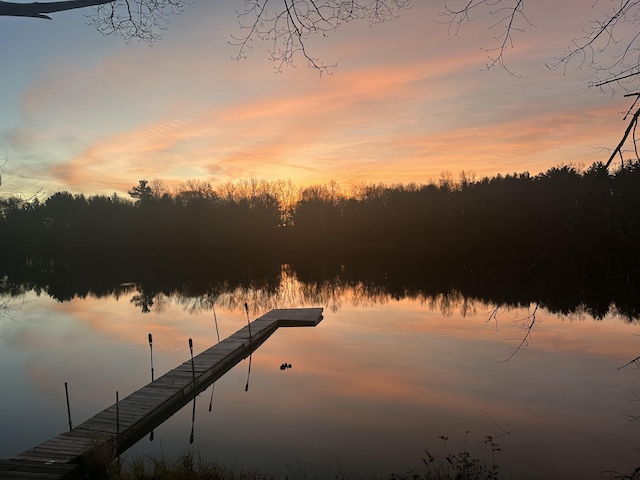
[1,272,640,479]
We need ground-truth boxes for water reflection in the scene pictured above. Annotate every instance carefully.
[189,397,196,445]
[1,252,638,320]
[2,266,640,478]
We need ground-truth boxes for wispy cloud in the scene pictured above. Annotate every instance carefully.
[2,0,634,196]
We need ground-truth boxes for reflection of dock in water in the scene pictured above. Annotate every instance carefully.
[0,308,323,479]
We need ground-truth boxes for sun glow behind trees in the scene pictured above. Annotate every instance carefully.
[1,164,640,318]
[1,1,639,199]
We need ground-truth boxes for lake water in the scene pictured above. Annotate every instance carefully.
[2,267,640,479]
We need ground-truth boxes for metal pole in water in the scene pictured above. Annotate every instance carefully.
[189,338,196,390]
[244,302,252,345]
[64,382,72,431]
[245,354,252,392]
[116,391,120,465]
[208,383,215,412]
[209,304,220,412]
[244,303,252,392]
[148,332,155,441]
[213,304,220,343]
[116,391,120,445]
[148,333,154,382]
[189,397,196,444]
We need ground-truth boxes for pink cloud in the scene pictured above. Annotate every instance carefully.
[8,0,637,197]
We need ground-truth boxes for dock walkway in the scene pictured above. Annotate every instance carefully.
[0,307,323,479]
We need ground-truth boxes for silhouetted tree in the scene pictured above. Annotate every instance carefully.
[175,179,216,207]
[128,180,153,203]
[0,168,638,301]
[148,178,169,199]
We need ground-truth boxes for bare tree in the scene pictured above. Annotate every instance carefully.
[547,0,640,93]
[0,0,109,18]
[0,0,191,42]
[148,178,169,199]
[1,0,410,68]
[231,0,411,73]
[88,0,190,43]
[5,1,640,83]
[440,0,531,76]
[440,1,640,93]
[0,153,43,204]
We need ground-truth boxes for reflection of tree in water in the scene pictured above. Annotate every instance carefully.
[2,161,640,318]
[0,274,28,326]
[130,292,155,313]
[118,262,640,366]
[0,294,23,325]
[179,291,218,315]
[152,292,170,313]
[1,246,639,321]
[125,288,169,314]
[425,289,475,318]
[155,266,491,319]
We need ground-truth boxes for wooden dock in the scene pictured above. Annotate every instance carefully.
[0,307,323,479]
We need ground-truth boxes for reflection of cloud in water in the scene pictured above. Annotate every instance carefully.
[3,268,640,478]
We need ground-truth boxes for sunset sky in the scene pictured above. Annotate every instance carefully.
[1,0,637,198]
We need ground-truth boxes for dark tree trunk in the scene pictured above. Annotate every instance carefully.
[0,0,112,19]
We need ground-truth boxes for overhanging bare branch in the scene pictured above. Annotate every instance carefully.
[87,0,191,43]
[439,0,534,76]
[0,0,113,19]
[231,0,412,73]
[545,0,640,92]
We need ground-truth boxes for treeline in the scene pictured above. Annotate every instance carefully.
[1,162,640,272]
[1,162,640,316]
[0,178,288,256]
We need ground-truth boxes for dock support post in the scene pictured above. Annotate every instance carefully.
[244,303,252,345]
[64,382,72,431]
[149,333,154,382]
[189,338,196,390]
[116,390,120,466]
[116,391,120,441]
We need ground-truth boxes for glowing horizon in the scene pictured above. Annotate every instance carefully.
[0,1,636,199]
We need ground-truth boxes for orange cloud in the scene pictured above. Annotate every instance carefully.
[8,0,635,198]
